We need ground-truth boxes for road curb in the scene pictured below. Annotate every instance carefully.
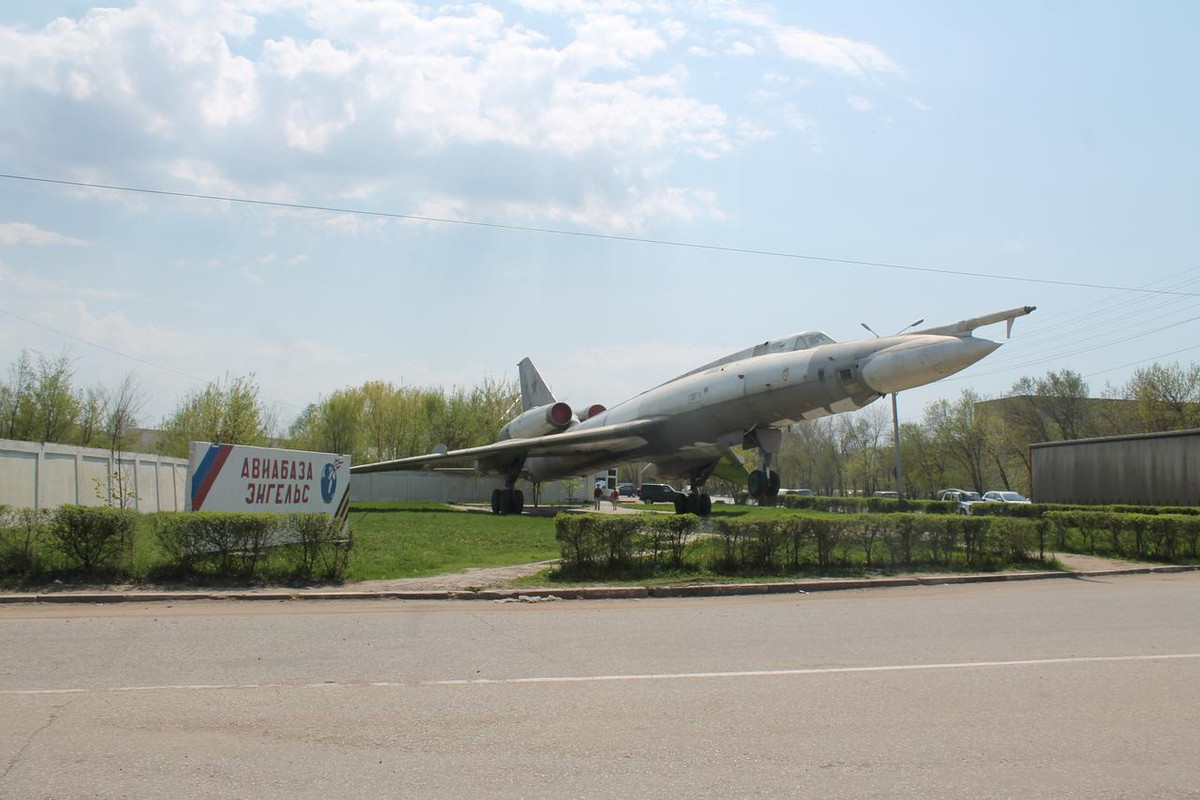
[2,564,1197,606]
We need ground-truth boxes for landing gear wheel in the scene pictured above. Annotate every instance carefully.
[673,494,689,515]
[491,489,503,515]
[511,489,524,515]
[748,469,767,499]
[766,470,781,499]
[680,493,713,517]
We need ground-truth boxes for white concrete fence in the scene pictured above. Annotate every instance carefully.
[1,437,593,512]
[0,438,188,512]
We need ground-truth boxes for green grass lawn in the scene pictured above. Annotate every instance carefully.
[344,502,560,582]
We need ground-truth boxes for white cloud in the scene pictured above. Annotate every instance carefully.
[736,117,775,143]
[0,264,132,300]
[847,95,873,112]
[774,27,899,76]
[0,223,86,246]
[0,1,908,232]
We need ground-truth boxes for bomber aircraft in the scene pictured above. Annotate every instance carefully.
[352,305,1035,516]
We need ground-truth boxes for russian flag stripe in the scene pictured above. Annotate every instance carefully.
[191,444,233,511]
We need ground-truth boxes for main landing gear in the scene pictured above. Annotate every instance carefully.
[671,469,714,517]
[673,491,712,517]
[490,487,524,515]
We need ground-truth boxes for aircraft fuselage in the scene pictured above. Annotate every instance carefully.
[516,331,1000,483]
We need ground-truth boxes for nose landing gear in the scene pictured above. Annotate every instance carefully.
[745,426,782,503]
[747,468,781,501]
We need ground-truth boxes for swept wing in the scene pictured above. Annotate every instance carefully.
[351,417,664,474]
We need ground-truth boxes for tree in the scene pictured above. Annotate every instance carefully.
[899,422,948,499]
[159,374,271,457]
[75,384,109,447]
[1,349,35,440]
[1123,362,1200,432]
[28,351,80,443]
[104,374,145,454]
[926,390,991,494]
[837,405,890,495]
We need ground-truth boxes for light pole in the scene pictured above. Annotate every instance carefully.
[860,318,924,498]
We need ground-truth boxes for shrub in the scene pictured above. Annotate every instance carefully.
[639,514,700,567]
[152,512,350,581]
[47,505,139,573]
[555,514,600,571]
[287,513,351,582]
[0,507,51,576]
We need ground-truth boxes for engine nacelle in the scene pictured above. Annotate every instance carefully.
[577,404,606,422]
[499,402,574,440]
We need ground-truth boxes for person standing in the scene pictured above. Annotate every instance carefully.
[593,484,603,510]
[611,488,619,510]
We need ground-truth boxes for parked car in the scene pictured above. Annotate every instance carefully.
[779,488,817,497]
[982,490,1032,504]
[617,483,638,497]
[937,488,981,514]
[872,490,899,498]
[638,483,683,504]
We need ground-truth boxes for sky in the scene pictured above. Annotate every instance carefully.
[0,0,1198,432]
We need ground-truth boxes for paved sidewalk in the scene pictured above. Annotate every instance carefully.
[3,553,1196,605]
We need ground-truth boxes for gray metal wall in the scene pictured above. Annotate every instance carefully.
[1030,429,1200,506]
[0,438,189,512]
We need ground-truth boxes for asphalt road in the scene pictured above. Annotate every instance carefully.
[3,574,1199,798]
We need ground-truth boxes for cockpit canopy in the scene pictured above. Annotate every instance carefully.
[792,331,836,350]
[751,331,836,357]
[676,330,839,384]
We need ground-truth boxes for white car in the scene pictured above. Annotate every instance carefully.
[982,490,1032,504]
[938,488,981,514]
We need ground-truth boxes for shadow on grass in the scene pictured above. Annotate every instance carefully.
[351,503,468,515]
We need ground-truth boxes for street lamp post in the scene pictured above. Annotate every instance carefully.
[860,318,924,498]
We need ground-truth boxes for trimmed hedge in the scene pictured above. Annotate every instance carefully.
[776,495,960,515]
[555,514,700,574]
[151,511,350,581]
[1044,510,1200,561]
[970,501,1200,519]
[0,506,350,583]
[555,512,1041,577]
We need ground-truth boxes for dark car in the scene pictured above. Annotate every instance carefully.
[638,483,682,504]
[617,483,637,497]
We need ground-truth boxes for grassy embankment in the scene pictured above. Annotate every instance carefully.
[345,502,561,582]
[347,501,915,587]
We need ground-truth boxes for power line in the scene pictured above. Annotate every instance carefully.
[0,306,305,410]
[5,171,1200,298]
[1083,344,1200,379]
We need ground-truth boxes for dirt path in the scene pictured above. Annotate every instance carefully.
[345,561,559,592]
[1048,551,1147,572]
[341,552,1151,593]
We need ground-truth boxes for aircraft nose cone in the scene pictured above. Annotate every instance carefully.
[860,335,1001,394]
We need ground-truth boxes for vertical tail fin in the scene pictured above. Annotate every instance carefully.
[518,357,556,411]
